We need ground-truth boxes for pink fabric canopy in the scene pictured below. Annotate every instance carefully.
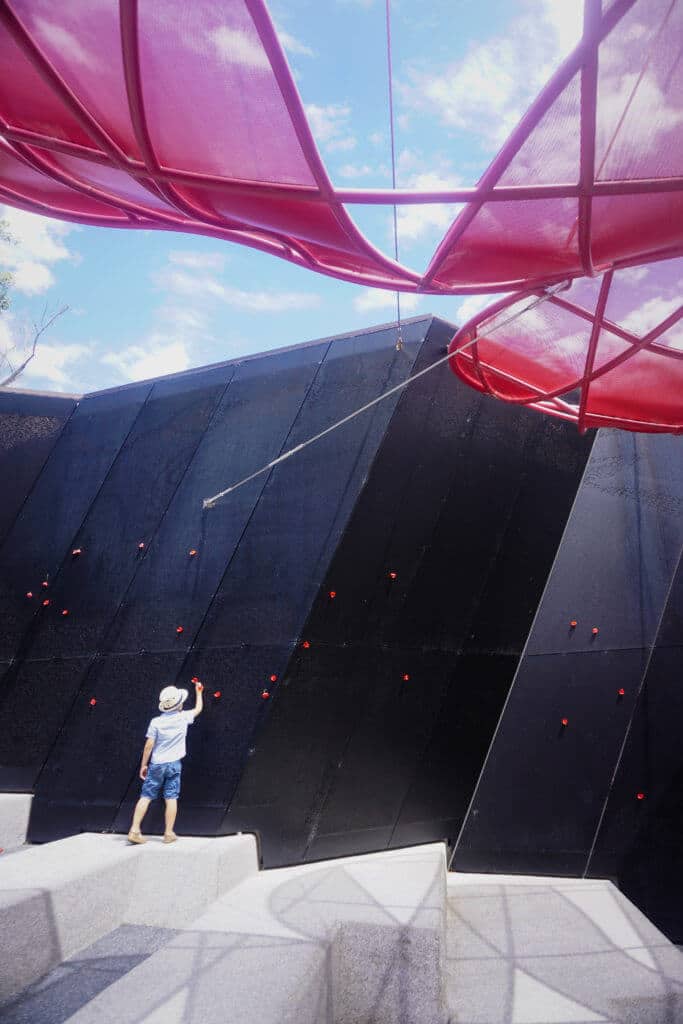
[448,259,683,434]
[0,0,681,430]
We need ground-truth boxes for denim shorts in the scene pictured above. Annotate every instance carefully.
[141,760,182,800]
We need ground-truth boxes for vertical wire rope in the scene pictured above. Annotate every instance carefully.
[385,0,403,349]
[448,422,598,869]
[583,532,683,878]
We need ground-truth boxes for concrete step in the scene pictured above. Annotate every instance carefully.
[0,832,258,1005]
[59,842,449,1024]
[0,793,32,854]
[445,872,683,1023]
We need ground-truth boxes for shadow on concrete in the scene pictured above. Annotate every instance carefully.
[445,879,683,1024]
[1,924,177,1024]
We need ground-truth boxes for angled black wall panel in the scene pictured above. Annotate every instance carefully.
[196,321,425,650]
[0,385,152,662]
[25,366,234,661]
[0,391,76,546]
[454,430,683,940]
[102,341,331,655]
[29,650,187,841]
[224,319,594,865]
[20,320,430,840]
[587,549,683,943]
[0,656,92,791]
[526,432,683,657]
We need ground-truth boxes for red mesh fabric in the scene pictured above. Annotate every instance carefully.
[11,0,143,159]
[430,198,580,289]
[448,259,683,433]
[0,0,681,430]
[0,0,681,295]
[497,74,581,188]
[425,0,683,290]
[137,1,315,185]
[0,24,95,149]
[0,0,418,290]
[594,0,683,181]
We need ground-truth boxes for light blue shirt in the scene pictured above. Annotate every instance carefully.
[146,710,194,764]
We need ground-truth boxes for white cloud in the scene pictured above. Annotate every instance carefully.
[33,17,96,69]
[102,339,192,382]
[327,136,357,153]
[304,102,356,152]
[168,251,226,271]
[0,314,14,352]
[11,261,55,295]
[595,74,683,175]
[400,1,582,151]
[393,169,464,245]
[618,266,649,285]
[456,293,498,326]
[337,163,377,180]
[353,288,419,314]
[622,296,682,337]
[21,342,92,387]
[158,267,320,312]
[158,305,210,333]
[0,207,76,296]
[209,26,269,70]
[369,131,385,147]
[277,29,314,58]
[219,285,321,312]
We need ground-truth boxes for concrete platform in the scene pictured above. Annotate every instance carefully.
[60,842,448,1024]
[0,832,257,1004]
[3,837,683,1023]
[0,793,32,853]
[446,872,683,1023]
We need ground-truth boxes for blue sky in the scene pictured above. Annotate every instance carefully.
[0,0,583,394]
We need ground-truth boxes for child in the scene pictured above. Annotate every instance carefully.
[128,679,203,844]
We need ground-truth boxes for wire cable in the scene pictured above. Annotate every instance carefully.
[202,282,569,509]
[385,0,403,350]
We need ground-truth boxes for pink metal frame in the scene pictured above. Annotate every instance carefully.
[447,271,683,433]
[1,0,681,434]
[0,0,680,296]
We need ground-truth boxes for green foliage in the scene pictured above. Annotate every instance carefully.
[0,218,15,314]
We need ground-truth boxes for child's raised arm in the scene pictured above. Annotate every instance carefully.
[190,679,204,719]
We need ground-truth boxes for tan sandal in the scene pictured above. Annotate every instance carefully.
[163,833,178,844]
[127,831,146,845]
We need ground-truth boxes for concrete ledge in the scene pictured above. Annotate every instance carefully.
[62,842,448,1024]
[0,793,32,852]
[446,872,683,1023]
[123,832,257,929]
[0,832,258,1005]
[0,835,135,1003]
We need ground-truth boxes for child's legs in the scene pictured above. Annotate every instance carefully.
[131,797,151,832]
[164,799,178,834]
[132,763,164,833]
[162,760,182,835]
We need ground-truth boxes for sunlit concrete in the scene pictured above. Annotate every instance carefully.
[446,873,683,1023]
[0,832,258,1005]
[0,793,32,853]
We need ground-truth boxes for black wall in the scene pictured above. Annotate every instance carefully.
[454,430,683,941]
[0,319,429,837]
[222,319,593,864]
[0,391,76,547]
[0,317,594,888]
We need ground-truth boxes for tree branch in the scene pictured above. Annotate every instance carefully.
[0,305,69,387]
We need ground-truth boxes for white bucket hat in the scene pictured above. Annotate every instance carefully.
[158,685,188,712]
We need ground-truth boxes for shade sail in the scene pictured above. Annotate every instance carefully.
[448,259,683,433]
[0,0,681,432]
[1,0,681,294]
